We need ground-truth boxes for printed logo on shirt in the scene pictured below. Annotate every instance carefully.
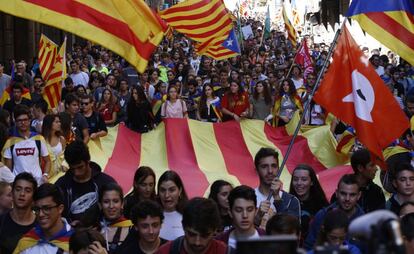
[70,192,98,215]
[15,147,35,156]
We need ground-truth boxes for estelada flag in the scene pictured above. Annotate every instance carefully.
[314,25,409,159]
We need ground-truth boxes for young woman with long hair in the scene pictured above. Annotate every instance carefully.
[272,78,303,126]
[289,164,329,240]
[197,83,222,122]
[126,86,154,133]
[41,114,67,177]
[221,81,250,122]
[208,180,233,232]
[123,166,156,219]
[160,85,188,118]
[97,88,119,126]
[249,80,273,120]
[157,171,188,241]
[99,183,132,254]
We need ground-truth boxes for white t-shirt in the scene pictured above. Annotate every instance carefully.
[3,136,49,184]
[228,229,260,249]
[254,187,283,213]
[159,211,184,240]
[0,164,14,183]
[291,78,304,90]
[70,71,90,88]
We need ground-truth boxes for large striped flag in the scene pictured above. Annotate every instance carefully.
[0,0,165,73]
[195,29,240,60]
[42,38,66,109]
[347,0,414,66]
[159,0,239,59]
[283,3,297,48]
[51,119,351,199]
[38,34,58,81]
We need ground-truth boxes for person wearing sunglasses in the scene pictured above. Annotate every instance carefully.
[80,94,107,140]
[14,183,73,254]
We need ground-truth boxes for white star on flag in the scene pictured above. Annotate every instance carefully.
[226,39,233,47]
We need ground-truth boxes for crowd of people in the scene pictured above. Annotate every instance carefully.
[0,15,413,254]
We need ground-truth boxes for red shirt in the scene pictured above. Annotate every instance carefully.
[156,239,228,254]
[221,92,250,116]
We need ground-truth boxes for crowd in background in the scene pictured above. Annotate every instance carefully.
[0,16,413,254]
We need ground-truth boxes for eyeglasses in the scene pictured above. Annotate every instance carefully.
[16,118,30,123]
[32,204,60,215]
[80,102,90,105]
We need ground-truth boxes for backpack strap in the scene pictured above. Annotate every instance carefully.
[169,236,184,254]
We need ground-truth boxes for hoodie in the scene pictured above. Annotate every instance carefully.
[55,161,116,223]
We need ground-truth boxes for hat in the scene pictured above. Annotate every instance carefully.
[257,26,263,31]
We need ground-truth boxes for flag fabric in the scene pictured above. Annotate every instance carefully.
[264,5,271,39]
[282,3,297,48]
[295,40,314,79]
[291,0,301,27]
[0,85,31,106]
[159,0,238,59]
[38,34,58,81]
[57,119,349,198]
[314,25,410,159]
[347,0,414,66]
[0,0,165,73]
[13,224,71,254]
[196,29,241,60]
[42,38,66,109]
[159,0,233,44]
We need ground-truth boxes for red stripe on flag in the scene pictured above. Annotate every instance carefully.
[45,85,54,107]
[365,12,414,49]
[213,121,258,187]
[161,0,211,15]
[39,50,53,76]
[174,19,232,40]
[264,125,326,173]
[48,70,63,81]
[104,125,141,194]
[26,0,156,59]
[164,119,209,197]
[172,9,229,30]
[53,83,61,103]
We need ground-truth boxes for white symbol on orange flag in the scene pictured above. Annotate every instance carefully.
[342,69,375,122]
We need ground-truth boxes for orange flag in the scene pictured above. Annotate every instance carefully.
[314,25,409,159]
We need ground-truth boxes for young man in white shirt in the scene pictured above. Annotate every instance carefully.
[3,104,50,184]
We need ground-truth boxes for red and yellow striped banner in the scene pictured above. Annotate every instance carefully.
[69,119,350,198]
[0,0,165,73]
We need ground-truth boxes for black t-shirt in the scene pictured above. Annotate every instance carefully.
[72,112,89,141]
[0,212,36,254]
[85,111,107,135]
[56,162,116,223]
[3,98,32,115]
[115,229,167,254]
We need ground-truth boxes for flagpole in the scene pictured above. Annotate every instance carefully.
[266,19,347,201]
[256,4,268,62]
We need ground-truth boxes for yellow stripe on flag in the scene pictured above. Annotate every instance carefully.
[188,120,241,195]
[139,122,168,182]
[353,14,414,66]
[301,125,349,168]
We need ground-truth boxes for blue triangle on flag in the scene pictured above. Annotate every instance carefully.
[222,29,240,54]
